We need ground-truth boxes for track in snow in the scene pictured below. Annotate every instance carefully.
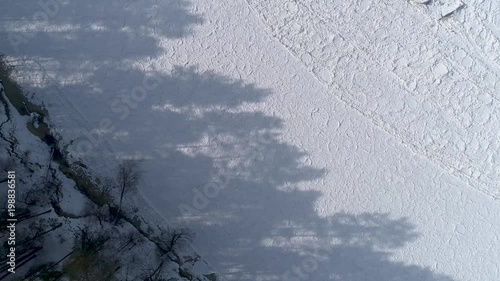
[245,0,500,201]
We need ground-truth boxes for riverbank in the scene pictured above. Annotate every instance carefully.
[0,56,217,281]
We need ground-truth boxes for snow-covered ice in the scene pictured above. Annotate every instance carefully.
[2,0,500,280]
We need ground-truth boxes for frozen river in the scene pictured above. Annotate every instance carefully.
[2,0,500,280]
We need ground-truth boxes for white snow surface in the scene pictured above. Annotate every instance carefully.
[2,0,500,280]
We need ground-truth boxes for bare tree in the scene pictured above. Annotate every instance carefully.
[18,177,62,207]
[114,160,143,224]
[100,176,114,200]
[139,259,165,281]
[157,227,194,262]
[84,202,110,227]
[15,218,61,254]
[64,227,114,281]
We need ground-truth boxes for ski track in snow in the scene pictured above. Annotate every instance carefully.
[2,0,500,280]
[245,0,500,201]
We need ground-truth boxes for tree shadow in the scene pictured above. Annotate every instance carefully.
[3,0,202,51]
[0,2,458,281]
[293,212,456,281]
[1,0,203,103]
